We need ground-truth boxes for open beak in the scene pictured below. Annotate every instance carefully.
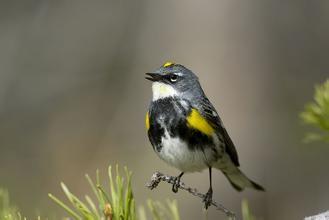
[145,72,162,82]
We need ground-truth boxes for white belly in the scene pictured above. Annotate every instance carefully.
[156,130,215,172]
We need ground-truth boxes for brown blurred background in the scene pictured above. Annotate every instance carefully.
[0,0,329,219]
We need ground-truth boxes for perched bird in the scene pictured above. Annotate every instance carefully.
[145,62,264,208]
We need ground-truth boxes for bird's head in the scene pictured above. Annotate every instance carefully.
[145,62,203,101]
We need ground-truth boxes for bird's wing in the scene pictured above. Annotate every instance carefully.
[195,97,240,167]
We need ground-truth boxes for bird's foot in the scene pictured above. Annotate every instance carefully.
[172,176,181,193]
[203,188,213,209]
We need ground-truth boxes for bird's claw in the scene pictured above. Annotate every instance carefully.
[203,188,213,209]
[172,176,181,193]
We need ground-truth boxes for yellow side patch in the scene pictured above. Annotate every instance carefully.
[145,112,150,130]
[187,109,214,136]
[163,61,175,67]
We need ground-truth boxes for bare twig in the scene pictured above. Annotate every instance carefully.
[146,171,236,219]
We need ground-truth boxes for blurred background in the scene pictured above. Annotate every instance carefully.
[0,0,328,219]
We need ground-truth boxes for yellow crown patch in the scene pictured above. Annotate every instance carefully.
[163,62,175,68]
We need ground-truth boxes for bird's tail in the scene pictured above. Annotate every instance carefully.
[215,155,265,191]
[223,168,264,191]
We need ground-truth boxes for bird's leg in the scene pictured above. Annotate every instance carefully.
[172,172,184,193]
[203,167,213,209]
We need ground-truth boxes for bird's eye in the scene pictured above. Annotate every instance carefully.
[170,74,178,82]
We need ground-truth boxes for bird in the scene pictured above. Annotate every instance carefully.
[145,62,264,209]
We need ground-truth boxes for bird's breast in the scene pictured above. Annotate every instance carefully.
[147,98,221,171]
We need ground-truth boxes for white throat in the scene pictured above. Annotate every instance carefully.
[152,82,178,101]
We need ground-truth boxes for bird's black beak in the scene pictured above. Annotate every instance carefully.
[145,72,162,82]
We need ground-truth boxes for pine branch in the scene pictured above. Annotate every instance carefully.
[146,171,236,220]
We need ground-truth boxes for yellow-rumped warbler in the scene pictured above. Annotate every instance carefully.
[145,62,264,208]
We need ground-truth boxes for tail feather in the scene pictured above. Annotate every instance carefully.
[215,155,265,191]
[250,179,265,191]
[224,168,265,191]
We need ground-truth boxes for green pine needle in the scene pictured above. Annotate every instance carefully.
[300,79,329,143]
[48,193,81,220]
[242,200,256,220]
[48,165,181,220]
[0,189,23,220]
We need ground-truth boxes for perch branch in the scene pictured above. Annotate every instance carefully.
[146,171,236,219]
